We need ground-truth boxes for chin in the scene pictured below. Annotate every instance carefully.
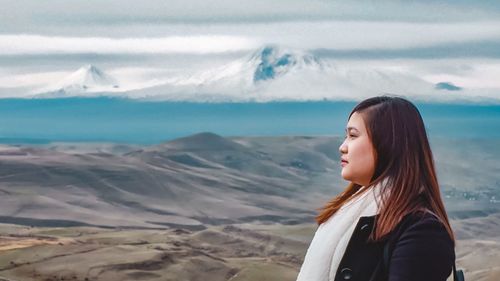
[341,170,352,182]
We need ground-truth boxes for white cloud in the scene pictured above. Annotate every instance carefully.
[250,21,500,50]
[0,71,67,88]
[422,63,500,88]
[2,20,499,56]
[0,35,260,55]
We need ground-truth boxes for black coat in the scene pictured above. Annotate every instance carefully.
[334,210,455,281]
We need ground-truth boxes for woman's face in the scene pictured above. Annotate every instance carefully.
[338,111,376,186]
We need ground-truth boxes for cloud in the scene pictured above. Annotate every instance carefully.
[0,71,67,88]
[422,63,500,88]
[2,0,500,31]
[2,20,499,56]
[0,35,260,55]
[253,21,500,51]
[312,40,500,59]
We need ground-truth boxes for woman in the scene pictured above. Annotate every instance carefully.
[296,96,457,281]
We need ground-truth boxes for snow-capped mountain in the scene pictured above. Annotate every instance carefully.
[24,45,496,103]
[33,65,120,98]
[161,45,438,102]
[120,45,333,102]
[186,45,328,88]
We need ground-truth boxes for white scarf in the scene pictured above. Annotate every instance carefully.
[296,179,389,281]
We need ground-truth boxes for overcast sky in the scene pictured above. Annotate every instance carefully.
[1,0,499,56]
[2,0,500,26]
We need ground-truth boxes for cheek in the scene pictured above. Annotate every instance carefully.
[346,142,375,177]
[350,139,374,161]
[351,141,375,170]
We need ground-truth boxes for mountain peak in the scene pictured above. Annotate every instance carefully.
[65,64,118,89]
[186,45,328,91]
[45,64,118,93]
[81,64,99,73]
[160,132,247,151]
[250,45,323,82]
[435,82,462,91]
[32,65,120,98]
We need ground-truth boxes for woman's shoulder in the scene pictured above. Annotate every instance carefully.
[387,208,454,249]
[403,208,447,226]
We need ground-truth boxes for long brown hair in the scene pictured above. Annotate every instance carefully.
[316,95,455,244]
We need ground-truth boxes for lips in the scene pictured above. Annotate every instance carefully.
[341,158,348,164]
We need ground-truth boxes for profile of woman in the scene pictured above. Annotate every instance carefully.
[296,96,457,281]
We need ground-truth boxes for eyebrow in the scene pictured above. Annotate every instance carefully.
[345,127,359,133]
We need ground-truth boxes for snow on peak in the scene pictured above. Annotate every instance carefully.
[186,45,328,89]
[249,45,324,82]
[32,65,121,98]
[59,64,119,90]
[40,65,118,93]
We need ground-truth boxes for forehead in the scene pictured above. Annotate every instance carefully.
[346,112,366,132]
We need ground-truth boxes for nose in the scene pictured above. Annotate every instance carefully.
[339,139,347,154]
